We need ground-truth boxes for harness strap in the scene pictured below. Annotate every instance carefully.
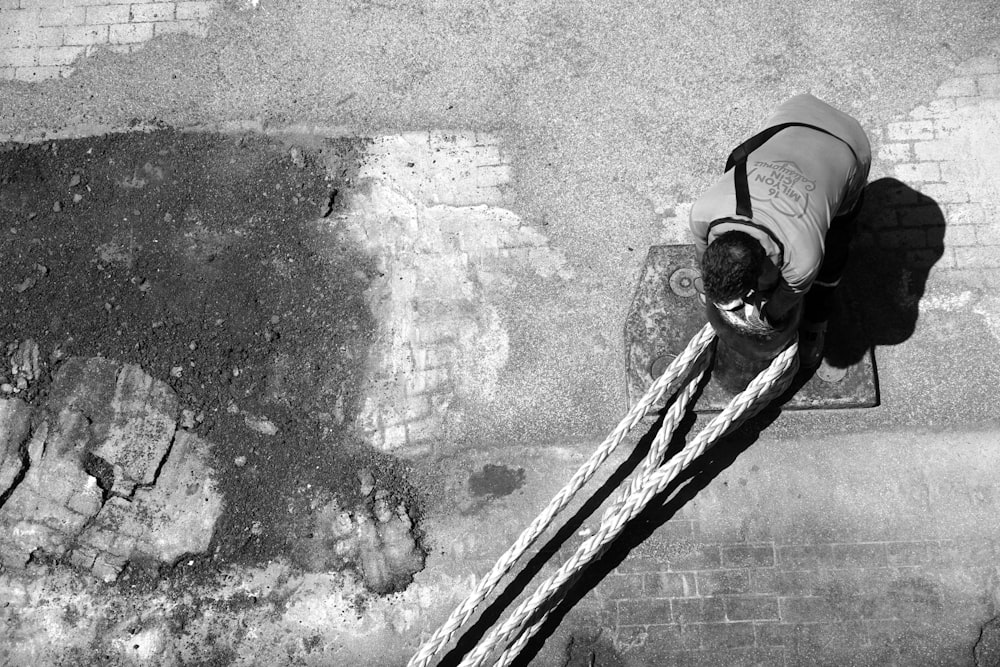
[708,217,787,265]
[724,122,859,219]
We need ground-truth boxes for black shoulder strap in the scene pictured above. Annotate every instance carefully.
[725,122,859,219]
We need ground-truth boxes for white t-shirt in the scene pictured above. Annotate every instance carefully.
[690,94,872,304]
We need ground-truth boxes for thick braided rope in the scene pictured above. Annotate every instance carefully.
[634,358,710,481]
[407,323,716,667]
[459,342,798,667]
[467,345,796,667]
[492,360,711,667]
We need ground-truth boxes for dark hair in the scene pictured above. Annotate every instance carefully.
[701,228,766,303]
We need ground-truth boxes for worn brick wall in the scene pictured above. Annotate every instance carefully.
[0,0,216,82]
[332,130,573,456]
[870,52,1000,273]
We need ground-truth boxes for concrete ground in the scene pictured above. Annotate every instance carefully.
[3,1,1000,665]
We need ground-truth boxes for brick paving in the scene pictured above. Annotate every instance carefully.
[436,441,990,659]
[871,43,1000,277]
[0,0,215,81]
[437,517,990,664]
[570,534,989,664]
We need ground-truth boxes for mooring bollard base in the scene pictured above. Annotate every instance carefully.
[712,338,773,395]
[625,244,879,414]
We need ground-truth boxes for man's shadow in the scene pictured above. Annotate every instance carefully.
[824,177,946,367]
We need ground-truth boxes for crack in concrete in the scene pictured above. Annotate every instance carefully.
[129,423,182,498]
[974,615,1000,667]
[81,451,115,504]
[0,429,31,510]
[2,398,159,555]
[1,359,221,579]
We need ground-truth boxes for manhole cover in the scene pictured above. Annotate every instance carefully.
[625,245,879,412]
[669,267,702,298]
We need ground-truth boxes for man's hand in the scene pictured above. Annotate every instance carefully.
[745,303,770,330]
[763,283,800,325]
[740,294,777,333]
[761,302,787,328]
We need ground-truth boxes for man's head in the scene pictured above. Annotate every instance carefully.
[701,228,766,306]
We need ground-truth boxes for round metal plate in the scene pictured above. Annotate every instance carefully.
[669,268,700,298]
[816,360,848,384]
[649,354,675,379]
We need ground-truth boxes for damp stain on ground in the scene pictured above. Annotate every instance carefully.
[0,129,424,587]
[469,463,526,499]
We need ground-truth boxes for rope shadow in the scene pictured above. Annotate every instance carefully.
[504,370,809,667]
[434,369,709,667]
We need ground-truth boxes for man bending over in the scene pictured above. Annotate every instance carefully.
[690,94,871,368]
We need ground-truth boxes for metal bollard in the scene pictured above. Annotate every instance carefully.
[705,301,801,393]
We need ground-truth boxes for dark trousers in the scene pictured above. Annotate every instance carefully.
[803,190,865,325]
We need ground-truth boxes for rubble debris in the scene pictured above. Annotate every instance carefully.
[223,401,279,436]
[295,492,424,594]
[180,409,197,429]
[66,359,179,497]
[0,130,390,594]
[95,240,137,268]
[13,276,36,293]
[357,469,375,497]
[0,416,103,568]
[5,340,41,394]
[0,358,221,581]
[48,345,65,366]
[0,398,31,499]
[71,431,222,581]
[320,189,337,217]
[243,413,278,436]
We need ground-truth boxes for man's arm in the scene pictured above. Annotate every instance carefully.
[690,216,710,264]
[763,281,802,324]
[765,239,821,324]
